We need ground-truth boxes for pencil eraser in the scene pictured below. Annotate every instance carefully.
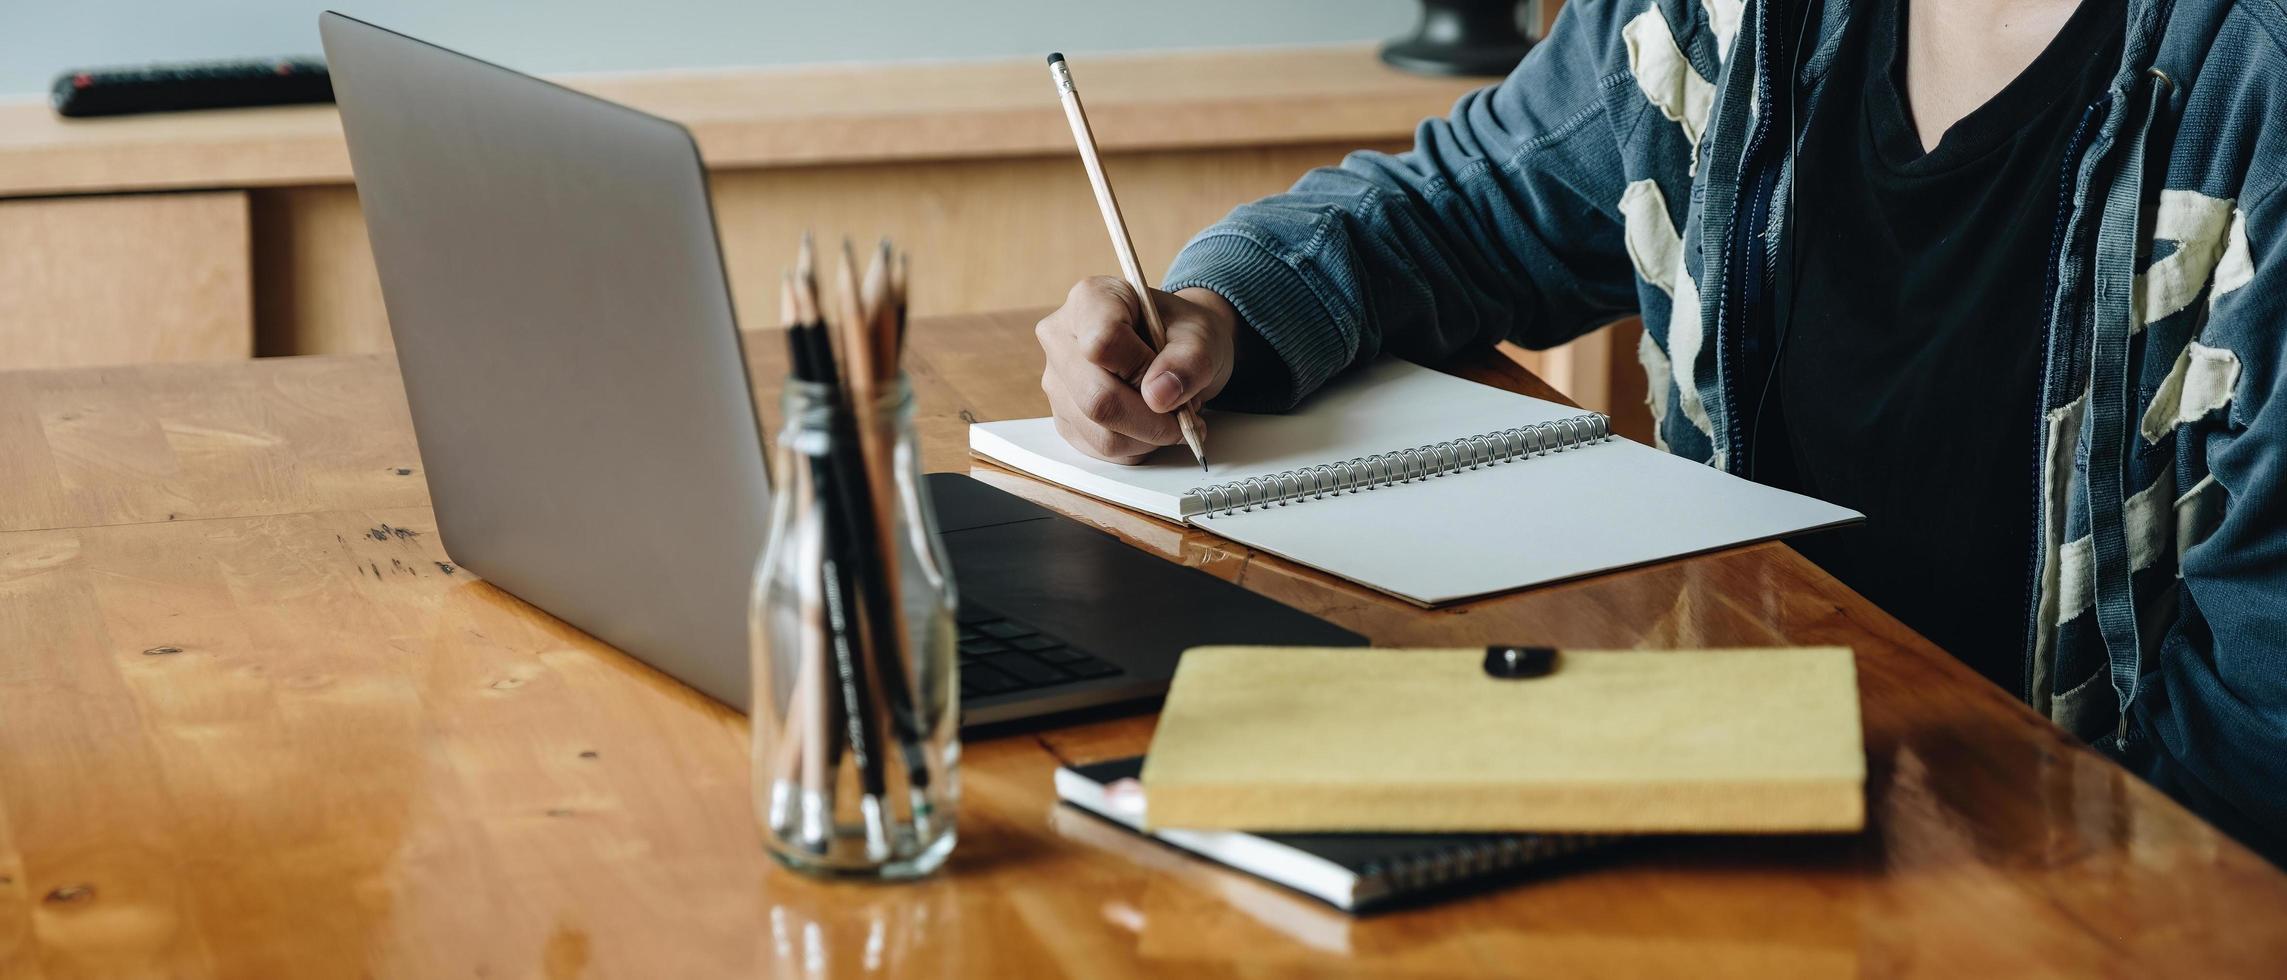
[1047,52,1065,64]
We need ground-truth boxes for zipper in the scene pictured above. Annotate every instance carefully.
[1729,156,1783,477]
[2018,96,2111,703]
[1721,0,1789,474]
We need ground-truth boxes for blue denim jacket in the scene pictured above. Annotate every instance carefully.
[1165,0,2287,856]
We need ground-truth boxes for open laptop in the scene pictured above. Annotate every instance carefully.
[319,13,1363,727]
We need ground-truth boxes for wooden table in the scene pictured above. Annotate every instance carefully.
[3,310,2283,978]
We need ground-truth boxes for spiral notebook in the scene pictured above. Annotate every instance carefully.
[969,358,1861,605]
[1056,756,1615,912]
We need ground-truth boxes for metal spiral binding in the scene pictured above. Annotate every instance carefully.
[1367,834,1608,896]
[1185,412,1612,517]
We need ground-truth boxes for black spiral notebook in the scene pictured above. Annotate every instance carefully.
[1055,757,1617,912]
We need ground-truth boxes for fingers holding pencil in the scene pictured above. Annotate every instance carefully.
[1046,51,1210,471]
[1034,276,1240,466]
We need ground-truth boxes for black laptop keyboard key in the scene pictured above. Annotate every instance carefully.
[1028,644,1083,664]
[983,652,1064,687]
[963,663,1022,697]
[974,621,1031,640]
[958,638,1008,658]
[1061,656,1122,680]
[952,604,1126,701]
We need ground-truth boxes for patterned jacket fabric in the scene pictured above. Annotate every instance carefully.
[1163,0,2287,859]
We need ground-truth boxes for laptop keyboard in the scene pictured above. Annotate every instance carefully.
[957,604,1124,700]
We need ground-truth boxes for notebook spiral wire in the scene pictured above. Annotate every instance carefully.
[1366,834,1612,894]
[1187,413,1613,517]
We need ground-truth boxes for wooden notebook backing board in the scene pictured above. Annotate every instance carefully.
[1139,647,1866,834]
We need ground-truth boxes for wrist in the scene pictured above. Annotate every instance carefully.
[1174,287,1242,402]
[1174,287,1241,352]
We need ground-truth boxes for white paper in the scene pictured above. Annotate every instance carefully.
[968,358,1580,520]
[1194,436,1861,605]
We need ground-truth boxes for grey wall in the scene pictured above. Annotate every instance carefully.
[2,1,1417,98]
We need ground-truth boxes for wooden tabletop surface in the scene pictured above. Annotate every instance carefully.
[3,310,2284,978]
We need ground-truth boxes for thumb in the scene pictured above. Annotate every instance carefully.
[1140,326,1214,414]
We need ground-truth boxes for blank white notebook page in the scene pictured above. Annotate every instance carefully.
[967,358,1580,520]
[1195,437,1861,605]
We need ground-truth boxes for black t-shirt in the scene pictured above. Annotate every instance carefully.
[1755,0,2123,689]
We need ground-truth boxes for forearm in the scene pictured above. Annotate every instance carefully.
[1164,0,1645,410]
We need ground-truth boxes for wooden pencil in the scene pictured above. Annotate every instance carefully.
[795,231,817,298]
[855,239,931,824]
[891,252,910,352]
[837,238,938,818]
[861,241,892,376]
[1046,52,1208,470]
[832,239,871,389]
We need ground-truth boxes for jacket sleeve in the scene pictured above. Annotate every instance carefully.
[1163,0,1649,411]
[2117,181,2287,867]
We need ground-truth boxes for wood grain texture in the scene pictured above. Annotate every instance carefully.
[248,143,1402,360]
[0,192,251,370]
[1140,647,1866,833]
[0,353,427,535]
[0,46,1483,198]
[3,310,2280,978]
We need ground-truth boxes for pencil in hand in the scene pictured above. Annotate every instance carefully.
[1046,51,1209,471]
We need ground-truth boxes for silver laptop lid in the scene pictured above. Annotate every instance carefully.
[322,12,769,708]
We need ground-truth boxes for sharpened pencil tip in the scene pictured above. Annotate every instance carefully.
[1047,52,1064,64]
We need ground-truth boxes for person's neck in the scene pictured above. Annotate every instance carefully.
[1904,0,2086,151]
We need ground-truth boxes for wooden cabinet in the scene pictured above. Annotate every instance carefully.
[0,191,249,369]
[247,144,1404,357]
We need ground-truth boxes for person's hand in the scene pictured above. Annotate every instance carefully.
[1035,277,1239,464]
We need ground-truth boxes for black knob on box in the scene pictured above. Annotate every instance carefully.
[1380,0,1539,78]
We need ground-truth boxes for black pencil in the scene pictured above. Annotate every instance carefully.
[791,320,893,857]
[844,240,938,824]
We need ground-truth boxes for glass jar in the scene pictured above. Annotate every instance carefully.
[750,378,959,879]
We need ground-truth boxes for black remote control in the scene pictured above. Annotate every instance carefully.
[50,58,333,118]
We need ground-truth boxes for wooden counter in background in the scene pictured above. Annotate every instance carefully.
[0,44,1645,434]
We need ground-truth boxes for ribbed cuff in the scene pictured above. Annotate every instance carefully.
[1165,234,1350,413]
